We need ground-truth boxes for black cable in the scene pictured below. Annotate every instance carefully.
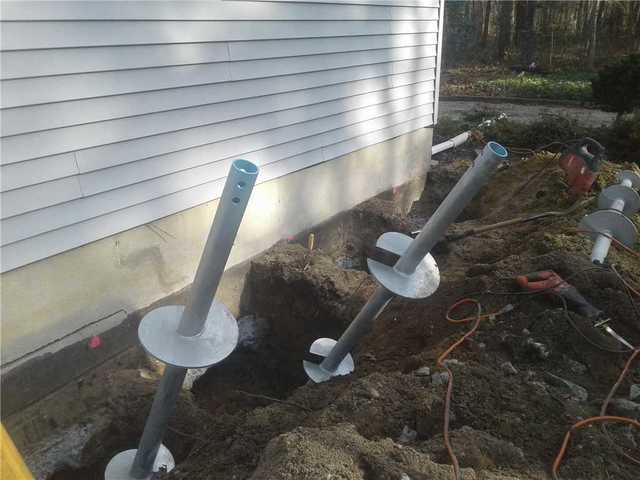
[553,293,632,354]
[475,265,637,353]
[610,263,640,327]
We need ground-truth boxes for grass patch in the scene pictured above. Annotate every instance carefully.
[475,75,592,101]
[442,68,595,102]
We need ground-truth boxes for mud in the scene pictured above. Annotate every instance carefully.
[48,154,639,480]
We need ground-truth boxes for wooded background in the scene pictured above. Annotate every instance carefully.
[443,0,640,69]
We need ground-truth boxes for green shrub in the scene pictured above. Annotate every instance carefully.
[475,75,592,102]
[604,112,640,164]
[592,54,640,115]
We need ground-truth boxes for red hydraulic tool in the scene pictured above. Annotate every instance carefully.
[558,138,605,196]
[515,270,633,349]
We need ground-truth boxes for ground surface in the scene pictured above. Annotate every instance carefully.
[49,150,640,480]
[439,100,615,128]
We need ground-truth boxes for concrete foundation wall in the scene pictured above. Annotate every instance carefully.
[1,127,432,369]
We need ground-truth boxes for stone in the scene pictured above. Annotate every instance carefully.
[630,384,640,401]
[564,357,588,375]
[610,399,640,419]
[524,338,550,360]
[183,367,207,390]
[414,366,431,377]
[530,381,548,395]
[544,373,588,402]
[431,371,450,386]
[366,386,381,399]
[398,425,418,444]
[443,359,464,368]
[400,474,412,480]
[500,361,518,375]
[138,368,155,380]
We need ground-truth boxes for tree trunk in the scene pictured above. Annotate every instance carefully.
[473,1,484,44]
[514,1,527,47]
[496,0,513,61]
[518,0,537,65]
[633,1,640,50]
[586,0,602,70]
[580,0,591,42]
[481,1,492,47]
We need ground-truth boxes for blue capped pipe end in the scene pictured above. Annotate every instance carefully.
[232,159,259,176]
[487,141,508,158]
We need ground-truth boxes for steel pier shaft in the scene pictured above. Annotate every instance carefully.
[580,170,640,265]
[105,160,258,480]
[306,142,509,383]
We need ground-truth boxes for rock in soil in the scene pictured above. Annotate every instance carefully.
[609,399,640,419]
[630,384,640,401]
[500,362,518,375]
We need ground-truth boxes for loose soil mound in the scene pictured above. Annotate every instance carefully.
[61,153,640,480]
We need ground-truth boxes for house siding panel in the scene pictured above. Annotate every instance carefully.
[0,0,443,273]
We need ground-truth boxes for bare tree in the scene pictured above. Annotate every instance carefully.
[496,0,514,61]
[517,0,537,65]
[586,0,600,70]
[481,1,492,47]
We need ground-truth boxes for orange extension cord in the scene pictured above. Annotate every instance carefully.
[440,300,640,480]
[438,298,513,480]
[551,349,640,479]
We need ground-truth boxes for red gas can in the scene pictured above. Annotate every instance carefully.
[558,138,605,196]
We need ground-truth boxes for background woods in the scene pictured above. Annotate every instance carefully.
[443,0,640,69]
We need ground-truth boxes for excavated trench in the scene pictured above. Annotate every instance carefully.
[38,154,640,480]
[45,193,413,480]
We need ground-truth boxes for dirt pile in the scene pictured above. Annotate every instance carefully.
[250,424,478,480]
[60,151,639,480]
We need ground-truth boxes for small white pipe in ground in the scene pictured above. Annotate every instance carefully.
[431,131,471,155]
[431,113,507,157]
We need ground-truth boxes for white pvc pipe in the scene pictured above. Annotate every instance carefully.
[432,131,471,155]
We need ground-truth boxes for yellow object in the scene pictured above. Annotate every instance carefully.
[1,424,33,480]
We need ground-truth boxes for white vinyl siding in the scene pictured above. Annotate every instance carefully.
[0,0,443,273]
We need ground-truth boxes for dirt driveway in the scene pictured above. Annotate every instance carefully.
[440,98,616,127]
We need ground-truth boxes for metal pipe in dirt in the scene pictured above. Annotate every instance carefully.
[105,160,258,480]
[178,160,258,337]
[304,142,509,383]
[319,287,394,374]
[395,142,508,275]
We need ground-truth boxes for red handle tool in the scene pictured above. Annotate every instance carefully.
[515,270,603,320]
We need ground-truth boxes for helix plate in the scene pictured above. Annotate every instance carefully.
[367,232,440,299]
[105,444,174,480]
[138,302,238,369]
[303,338,354,384]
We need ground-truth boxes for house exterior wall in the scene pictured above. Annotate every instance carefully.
[0,0,443,367]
